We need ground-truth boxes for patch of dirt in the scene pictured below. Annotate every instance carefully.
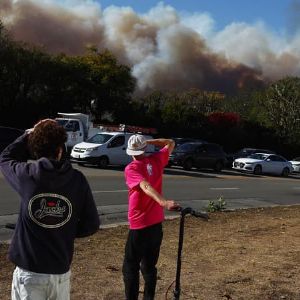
[1,205,300,299]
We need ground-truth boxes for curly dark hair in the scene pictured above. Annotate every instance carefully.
[28,120,67,159]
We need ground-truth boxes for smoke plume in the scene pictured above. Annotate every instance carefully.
[1,0,300,94]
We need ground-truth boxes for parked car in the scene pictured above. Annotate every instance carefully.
[158,137,205,155]
[169,142,227,171]
[233,153,292,176]
[226,148,275,168]
[70,131,154,168]
[289,157,300,173]
[0,126,24,153]
[172,137,206,148]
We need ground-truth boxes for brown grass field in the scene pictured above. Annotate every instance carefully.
[1,205,300,300]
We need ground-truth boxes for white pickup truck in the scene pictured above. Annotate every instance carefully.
[55,113,101,151]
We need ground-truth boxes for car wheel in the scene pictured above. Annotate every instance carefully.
[281,167,290,177]
[214,161,224,172]
[253,165,262,175]
[183,159,193,170]
[98,156,109,168]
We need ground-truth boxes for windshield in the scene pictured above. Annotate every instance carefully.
[56,119,80,132]
[248,153,268,160]
[86,133,113,144]
[176,143,198,152]
[56,120,68,127]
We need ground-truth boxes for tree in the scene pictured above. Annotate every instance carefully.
[261,77,300,144]
[130,91,165,128]
[0,21,136,127]
[70,49,136,122]
[160,89,224,136]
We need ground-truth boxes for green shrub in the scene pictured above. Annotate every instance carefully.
[207,196,227,212]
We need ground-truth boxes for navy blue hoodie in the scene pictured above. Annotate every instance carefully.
[0,133,100,274]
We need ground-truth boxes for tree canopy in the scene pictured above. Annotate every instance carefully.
[0,22,135,127]
[261,77,300,144]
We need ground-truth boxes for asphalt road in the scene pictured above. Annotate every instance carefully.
[1,164,300,240]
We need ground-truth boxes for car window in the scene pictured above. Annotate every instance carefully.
[108,136,125,148]
[176,143,197,152]
[86,134,113,144]
[56,120,80,132]
[205,144,221,153]
[271,155,286,162]
[249,153,268,160]
[56,119,68,127]
[266,155,284,162]
[66,120,80,132]
[195,145,205,153]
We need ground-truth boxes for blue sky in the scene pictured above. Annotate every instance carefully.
[96,0,297,33]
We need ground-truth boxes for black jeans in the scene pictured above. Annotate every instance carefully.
[122,223,163,300]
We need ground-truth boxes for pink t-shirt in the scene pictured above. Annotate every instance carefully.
[125,147,170,229]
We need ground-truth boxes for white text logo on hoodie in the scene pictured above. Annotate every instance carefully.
[28,193,72,228]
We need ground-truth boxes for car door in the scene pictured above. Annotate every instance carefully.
[106,135,127,165]
[194,144,208,168]
[271,155,288,174]
[265,155,283,174]
[204,144,221,169]
[196,144,220,169]
[65,120,84,147]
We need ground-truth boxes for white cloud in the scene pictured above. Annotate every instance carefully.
[180,11,215,39]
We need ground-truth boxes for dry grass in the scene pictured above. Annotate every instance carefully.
[1,206,300,299]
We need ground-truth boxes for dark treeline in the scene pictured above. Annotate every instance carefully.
[1,22,300,158]
[0,23,135,129]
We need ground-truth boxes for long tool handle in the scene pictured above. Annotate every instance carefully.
[173,207,209,300]
[173,211,186,300]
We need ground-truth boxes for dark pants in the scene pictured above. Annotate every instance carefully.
[122,223,163,300]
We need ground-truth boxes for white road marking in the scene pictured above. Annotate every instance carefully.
[92,190,128,193]
[210,187,240,190]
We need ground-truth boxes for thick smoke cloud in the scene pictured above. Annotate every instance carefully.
[1,0,300,94]
[0,0,105,54]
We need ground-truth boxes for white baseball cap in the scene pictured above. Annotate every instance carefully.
[126,134,147,156]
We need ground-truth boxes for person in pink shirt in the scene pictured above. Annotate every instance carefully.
[123,134,180,300]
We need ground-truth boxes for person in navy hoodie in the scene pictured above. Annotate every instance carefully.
[0,119,100,300]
